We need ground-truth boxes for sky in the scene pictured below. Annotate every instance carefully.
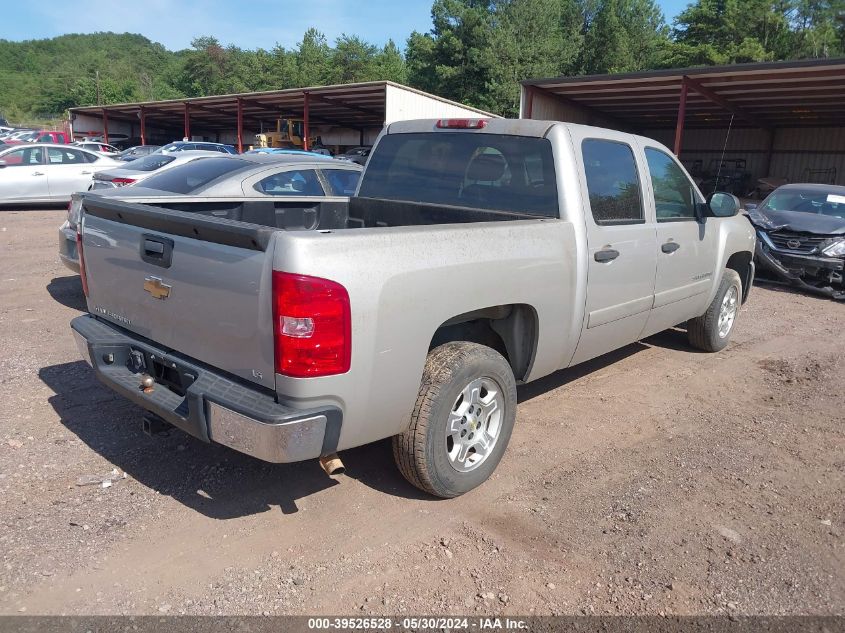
[2,0,692,51]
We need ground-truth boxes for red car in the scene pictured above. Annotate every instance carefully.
[5,130,71,145]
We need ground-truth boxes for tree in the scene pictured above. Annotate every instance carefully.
[333,35,379,83]
[295,28,336,86]
[374,40,408,84]
[581,0,670,73]
[487,0,583,115]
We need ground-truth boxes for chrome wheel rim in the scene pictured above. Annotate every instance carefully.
[446,377,504,473]
[718,285,739,338]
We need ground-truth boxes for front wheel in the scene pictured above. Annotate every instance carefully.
[393,342,517,498]
[687,269,742,352]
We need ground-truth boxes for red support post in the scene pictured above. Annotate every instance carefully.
[303,91,310,151]
[139,106,146,146]
[237,98,244,153]
[673,77,688,157]
[102,109,109,145]
[183,102,191,140]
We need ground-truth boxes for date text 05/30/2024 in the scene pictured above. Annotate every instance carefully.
[307,617,529,630]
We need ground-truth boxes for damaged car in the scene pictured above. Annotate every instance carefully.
[747,183,845,300]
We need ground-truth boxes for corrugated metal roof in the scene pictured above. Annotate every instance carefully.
[523,58,845,129]
[69,81,496,131]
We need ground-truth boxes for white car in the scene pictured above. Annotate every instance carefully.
[73,141,121,155]
[0,143,121,204]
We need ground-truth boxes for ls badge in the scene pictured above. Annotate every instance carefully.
[143,276,172,300]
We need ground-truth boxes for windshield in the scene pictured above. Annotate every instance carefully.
[120,154,176,172]
[159,143,185,153]
[138,157,250,194]
[358,133,559,217]
[760,188,845,219]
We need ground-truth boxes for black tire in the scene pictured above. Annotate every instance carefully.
[392,342,517,498]
[687,269,742,352]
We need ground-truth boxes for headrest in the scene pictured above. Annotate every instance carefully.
[466,153,506,182]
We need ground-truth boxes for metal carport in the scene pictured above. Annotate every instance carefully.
[69,81,496,153]
[521,58,845,190]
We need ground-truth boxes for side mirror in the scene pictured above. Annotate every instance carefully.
[707,191,741,218]
[744,202,758,211]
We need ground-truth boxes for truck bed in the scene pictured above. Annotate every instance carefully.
[135,195,546,233]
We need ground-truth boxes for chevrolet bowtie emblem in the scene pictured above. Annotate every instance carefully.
[143,276,172,300]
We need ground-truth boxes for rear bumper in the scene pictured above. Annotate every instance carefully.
[58,222,80,273]
[71,315,341,463]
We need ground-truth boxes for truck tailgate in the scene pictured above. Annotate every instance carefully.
[80,196,277,390]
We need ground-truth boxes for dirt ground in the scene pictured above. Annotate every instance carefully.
[0,208,842,617]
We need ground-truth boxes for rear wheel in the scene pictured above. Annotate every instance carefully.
[687,269,742,352]
[392,342,517,498]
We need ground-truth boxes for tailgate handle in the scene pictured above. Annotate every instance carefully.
[140,234,174,268]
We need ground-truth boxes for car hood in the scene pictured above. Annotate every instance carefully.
[748,208,845,235]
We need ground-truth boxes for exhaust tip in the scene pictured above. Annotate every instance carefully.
[319,453,345,477]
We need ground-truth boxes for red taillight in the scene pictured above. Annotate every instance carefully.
[436,118,488,129]
[76,229,89,297]
[272,271,351,378]
[111,177,136,186]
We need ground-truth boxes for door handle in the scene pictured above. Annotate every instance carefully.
[140,234,174,268]
[661,241,681,254]
[594,248,620,263]
[81,171,92,175]
[32,171,44,176]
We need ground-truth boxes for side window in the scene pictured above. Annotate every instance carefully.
[3,147,43,166]
[645,148,700,221]
[582,139,644,225]
[323,169,361,196]
[255,169,324,196]
[48,148,86,165]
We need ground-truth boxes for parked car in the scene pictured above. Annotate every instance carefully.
[747,183,845,300]
[245,148,333,159]
[158,141,238,155]
[0,130,34,142]
[0,143,121,205]
[70,118,754,498]
[335,146,371,165]
[58,155,361,272]
[88,150,220,190]
[117,145,161,161]
[84,133,131,149]
[6,130,71,145]
[73,141,121,155]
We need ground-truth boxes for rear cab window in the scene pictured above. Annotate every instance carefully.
[358,132,559,218]
[139,157,251,194]
[581,139,644,225]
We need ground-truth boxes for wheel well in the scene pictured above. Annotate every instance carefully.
[429,304,538,382]
[726,251,753,303]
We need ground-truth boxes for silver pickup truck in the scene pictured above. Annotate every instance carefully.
[71,118,756,498]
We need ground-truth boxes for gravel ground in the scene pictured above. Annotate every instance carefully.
[0,208,842,616]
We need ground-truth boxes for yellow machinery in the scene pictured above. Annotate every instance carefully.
[254,118,313,149]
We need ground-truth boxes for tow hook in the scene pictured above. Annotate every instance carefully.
[319,453,345,477]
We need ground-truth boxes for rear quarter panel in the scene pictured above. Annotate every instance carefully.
[272,219,578,451]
